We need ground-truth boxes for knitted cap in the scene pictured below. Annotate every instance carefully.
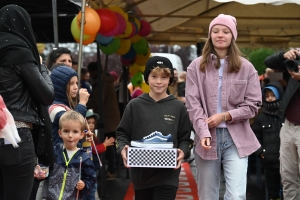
[263,86,280,100]
[144,56,174,85]
[208,14,238,40]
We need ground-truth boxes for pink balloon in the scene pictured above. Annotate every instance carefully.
[120,57,135,66]
[115,13,126,35]
[138,20,151,37]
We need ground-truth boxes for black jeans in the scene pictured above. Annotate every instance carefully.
[264,167,281,199]
[0,128,35,200]
[105,132,116,174]
[135,185,177,200]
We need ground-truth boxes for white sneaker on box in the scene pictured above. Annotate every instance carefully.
[130,131,173,148]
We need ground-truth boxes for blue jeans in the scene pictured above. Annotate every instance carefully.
[0,128,35,200]
[83,182,97,200]
[194,128,248,200]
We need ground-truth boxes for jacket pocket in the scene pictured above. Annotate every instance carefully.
[229,79,247,104]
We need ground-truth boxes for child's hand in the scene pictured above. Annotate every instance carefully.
[175,149,184,169]
[103,137,115,147]
[79,88,90,105]
[34,165,47,180]
[76,180,85,190]
[84,131,94,142]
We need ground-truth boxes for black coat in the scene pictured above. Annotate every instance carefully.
[252,112,284,168]
[264,51,300,118]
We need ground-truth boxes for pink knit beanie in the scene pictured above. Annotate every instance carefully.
[208,14,237,40]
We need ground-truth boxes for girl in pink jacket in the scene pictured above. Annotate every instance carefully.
[185,14,262,200]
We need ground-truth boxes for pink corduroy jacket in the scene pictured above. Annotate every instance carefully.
[186,55,262,160]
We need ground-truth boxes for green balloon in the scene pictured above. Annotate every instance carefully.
[131,71,143,87]
[99,37,121,55]
[133,38,149,55]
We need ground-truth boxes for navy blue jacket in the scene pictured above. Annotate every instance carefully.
[49,66,87,145]
[43,145,96,200]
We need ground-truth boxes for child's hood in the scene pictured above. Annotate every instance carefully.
[262,81,284,101]
[50,66,78,105]
[138,93,177,103]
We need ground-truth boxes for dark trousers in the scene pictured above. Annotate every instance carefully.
[0,128,35,200]
[105,132,116,174]
[264,167,281,199]
[135,185,177,200]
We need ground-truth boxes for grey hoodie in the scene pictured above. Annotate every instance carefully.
[116,93,191,190]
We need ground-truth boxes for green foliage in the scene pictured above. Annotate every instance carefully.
[248,48,275,75]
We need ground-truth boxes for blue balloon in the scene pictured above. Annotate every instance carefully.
[96,34,114,45]
[121,45,136,60]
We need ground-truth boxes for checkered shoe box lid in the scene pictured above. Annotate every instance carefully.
[127,147,177,168]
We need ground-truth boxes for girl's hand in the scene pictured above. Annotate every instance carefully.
[205,113,223,128]
[79,88,90,105]
[76,180,85,190]
[121,145,130,168]
[200,137,211,150]
[175,149,185,169]
[103,137,115,147]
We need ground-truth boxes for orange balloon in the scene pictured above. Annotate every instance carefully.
[75,34,96,45]
[77,7,101,35]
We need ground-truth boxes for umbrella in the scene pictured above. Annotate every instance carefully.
[214,0,300,5]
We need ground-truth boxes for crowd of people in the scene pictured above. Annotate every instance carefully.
[1,3,300,200]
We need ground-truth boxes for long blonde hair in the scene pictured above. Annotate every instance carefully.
[66,80,78,109]
[199,38,244,73]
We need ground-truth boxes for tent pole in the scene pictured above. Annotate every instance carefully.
[51,0,59,48]
[77,0,86,89]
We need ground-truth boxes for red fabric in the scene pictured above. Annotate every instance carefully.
[131,88,143,99]
[91,136,106,154]
[0,109,7,129]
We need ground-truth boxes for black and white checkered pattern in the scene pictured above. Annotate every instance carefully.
[127,147,177,168]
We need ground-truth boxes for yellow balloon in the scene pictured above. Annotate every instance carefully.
[133,17,141,31]
[108,6,128,20]
[141,82,150,93]
[116,39,131,55]
[119,21,132,38]
[129,64,145,76]
[130,34,141,44]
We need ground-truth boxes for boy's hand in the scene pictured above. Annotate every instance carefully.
[76,180,85,190]
[84,131,94,142]
[103,137,115,147]
[34,165,47,180]
[121,145,130,168]
[175,149,184,169]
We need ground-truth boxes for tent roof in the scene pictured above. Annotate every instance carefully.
[1,0,300,48]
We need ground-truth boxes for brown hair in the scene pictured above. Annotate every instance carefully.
[59,110,85,131]
[66,80,78,109]
[150,66,173,78]
[199,38,244,73]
